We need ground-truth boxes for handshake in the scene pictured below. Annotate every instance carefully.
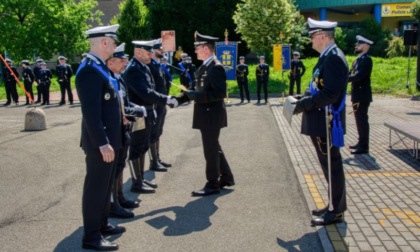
[166,96,179,108]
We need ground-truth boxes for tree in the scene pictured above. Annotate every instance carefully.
[147,0,241,62]
[112,0,152,57]
[233,0,295,57]
[0,0,101,61]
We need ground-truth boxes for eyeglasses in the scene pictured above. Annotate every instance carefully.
[310,32,325,40]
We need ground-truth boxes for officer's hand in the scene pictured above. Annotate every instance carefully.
[166,96,179,108]
[292,101,304,115]
[185,90,196,101]
[134,105,147,117]
[99,144,115,163]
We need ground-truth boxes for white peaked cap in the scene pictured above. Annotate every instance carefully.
[86,24,119,41]
[307,18,337,35]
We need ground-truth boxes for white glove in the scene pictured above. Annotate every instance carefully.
[138,106,147,117]
[166,96,178,108]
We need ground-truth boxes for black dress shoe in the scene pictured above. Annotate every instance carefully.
[149,165,167,172]
[220,181,235,188]
[349,144,359,149]
[100,224,126,235]
[192,187,220,197]
[59,101,65,106]
[82,238,118,251]
[120,199,140,209]
[311,212,344,226]
[159,160,172,168]
[110,204,134,219]
[3,102,11,106]
[130,181,155,193]
[350,148,369,155]
[312,206,328,216]
[143,179,158,188]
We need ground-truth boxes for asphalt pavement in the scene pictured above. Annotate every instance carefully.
[0,96,322,252]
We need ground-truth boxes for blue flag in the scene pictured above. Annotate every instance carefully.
[216,41,238,80]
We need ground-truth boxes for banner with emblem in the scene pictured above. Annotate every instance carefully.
[216,41,238,80]
[273,44,291,72]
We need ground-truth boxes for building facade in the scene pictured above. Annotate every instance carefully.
[296,0,416,34]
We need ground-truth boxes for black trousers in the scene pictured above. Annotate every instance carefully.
[289,75,301,95]
[310,135,347,214]
[4,81,18,103]
[24,81,34,103]
[116,128,130,177]
[40,82,50,103]
[256,78,268,101]
[36,82,41,102]
[82,148,119,242]
[237,79,250,102]
[353,102,370,150]
[200,129,234,189]
[59,80,74,103]
[150,104,167,144]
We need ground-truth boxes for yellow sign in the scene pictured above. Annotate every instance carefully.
[273,44,282,71]
[382,2,413,17]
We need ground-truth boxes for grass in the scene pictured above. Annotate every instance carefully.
[1,56,419,100]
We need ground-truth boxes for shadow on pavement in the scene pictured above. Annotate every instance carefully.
[116,190,233,236]
[53,226,84,252]
[276,232,323,252]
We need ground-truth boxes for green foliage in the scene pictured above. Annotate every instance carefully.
[147,0,241,61]
[288,1,310,54]
[386,37,406,58]
[333,27,347,54]
[233,0,294,57]
[0,0,101,61]
[340,17,392,57]
[412,0,420,21]
[113,0,152,56]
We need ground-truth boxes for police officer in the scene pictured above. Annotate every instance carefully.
[2,58,19,106]
[56,56,74,105]
[256,55,269,103]
[236,56,250,103]
[186,56,197,89]
[76,24,124,251]
[123,40,178,194]
[178,53,192,89]
[174,31,235,197]
[289,51,306,95]
[148,39,172,171]
[293,18,348,226]
[33,58,43,104]
[349,35,373,155]
[160,56,172,94]
[106,43,145,219]
[21,60,35,105]
[39,62,52,105]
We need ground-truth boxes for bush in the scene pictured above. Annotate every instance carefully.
[386,37,406,58]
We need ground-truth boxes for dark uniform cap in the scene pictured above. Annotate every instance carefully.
[293,51,300,56]
[194,31,219,46]
[355,35,373,45]
[152,38,162,49]
[112,43,129,58]
[239,56,245,60]
[307,18,337,35]
[85,24,119,42]
[259,56,265,59]
[132,40,154,52]
[5,58,12,63]
[40,62,46,66]
[58,55,67,61]
[21,60,30,64]
[36,58,44,63]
